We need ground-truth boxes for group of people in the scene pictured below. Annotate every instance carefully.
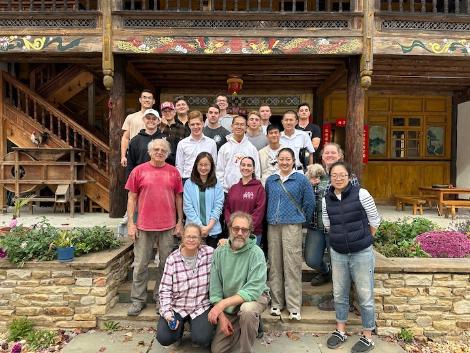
[122,90,381,353]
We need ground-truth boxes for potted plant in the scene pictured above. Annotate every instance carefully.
[53,230,75,262]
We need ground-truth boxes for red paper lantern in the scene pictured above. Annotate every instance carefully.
[227,76,243,96]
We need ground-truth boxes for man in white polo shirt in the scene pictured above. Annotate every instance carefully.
[280,110,315,172]
[175,110,217,183]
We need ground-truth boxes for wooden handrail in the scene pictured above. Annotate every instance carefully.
[1,71,109,172]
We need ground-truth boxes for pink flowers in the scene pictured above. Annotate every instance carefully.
[11,342,22,353]
[0,248,6,259]
[416,231,470,258]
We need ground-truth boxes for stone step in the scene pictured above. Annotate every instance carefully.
[117,280,333,306]
[127,261,323,282]
[98,303,363,333]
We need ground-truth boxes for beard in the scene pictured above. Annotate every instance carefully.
[230,235,246,250]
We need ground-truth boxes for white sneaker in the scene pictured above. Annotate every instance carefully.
[270,307,281,316]
[120,214,128,225]
[289,312,301,320]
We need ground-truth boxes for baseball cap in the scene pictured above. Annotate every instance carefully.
[143,109,160,118]
[160,102,175,111]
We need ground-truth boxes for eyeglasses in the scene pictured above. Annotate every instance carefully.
[184,236,200,240]
[331,174,349,180]
[231,226,250,235]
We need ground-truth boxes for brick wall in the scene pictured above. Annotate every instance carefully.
[0,242,133,329]
[374,254,470,339]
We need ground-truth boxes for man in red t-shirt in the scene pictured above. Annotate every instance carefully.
[125,138,183,316]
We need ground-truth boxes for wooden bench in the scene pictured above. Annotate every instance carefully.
[395,195,427,215]
[442,200,470,220]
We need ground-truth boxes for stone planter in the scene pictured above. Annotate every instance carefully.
[0,240,133,330]
[374,251,470,340]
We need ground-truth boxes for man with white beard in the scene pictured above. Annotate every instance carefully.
[208,212,269,353]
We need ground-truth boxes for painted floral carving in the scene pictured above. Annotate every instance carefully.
[0,36,83,52]
[115,36,362,55]
[397,39,469,55]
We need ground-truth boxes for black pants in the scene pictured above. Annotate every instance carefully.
[156,308,215,347]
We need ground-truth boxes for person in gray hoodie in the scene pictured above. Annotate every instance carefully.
[216,115,260,193]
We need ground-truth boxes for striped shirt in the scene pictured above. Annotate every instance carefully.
[322,188,381,229]
[159,245,214,320]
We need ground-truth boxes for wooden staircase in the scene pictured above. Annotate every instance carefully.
[31,64,94,106]
[1,71,109,211]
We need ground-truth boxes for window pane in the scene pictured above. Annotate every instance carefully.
[408,131,420,139]
[392,118,405,126]
[409,117,421,126]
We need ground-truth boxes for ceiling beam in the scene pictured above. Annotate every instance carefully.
[317,64,347,97]
[127,62,156,92]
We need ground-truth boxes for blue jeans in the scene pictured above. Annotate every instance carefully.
[304,228,329,274]
[156,308,215,347]
[330,245,375,330]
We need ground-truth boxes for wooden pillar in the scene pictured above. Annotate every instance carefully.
[0,71,6,211]
[450,95,458,186]
[87,81,95,127]
[345,56,365,180]
[109,56,126,218]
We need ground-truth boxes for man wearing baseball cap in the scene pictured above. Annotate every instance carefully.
[121,89,155,168]
[160,101,186,166]
[126,109,172,178]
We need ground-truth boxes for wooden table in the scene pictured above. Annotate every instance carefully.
[419,186,470,216]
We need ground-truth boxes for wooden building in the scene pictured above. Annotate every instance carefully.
[0,0,469,215]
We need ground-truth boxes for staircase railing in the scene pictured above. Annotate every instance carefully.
[1,71,109,173]
[29,64,57,91]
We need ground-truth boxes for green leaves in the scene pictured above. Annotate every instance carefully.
[374,217,437,258]
[0,218,121,266]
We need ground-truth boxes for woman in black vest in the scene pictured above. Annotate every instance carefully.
[321,162,381,353]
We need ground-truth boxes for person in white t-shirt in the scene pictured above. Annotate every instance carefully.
[120,89,155,168]
[280,110,315,171]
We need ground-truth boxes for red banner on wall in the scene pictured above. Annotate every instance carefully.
[322,123,332,145]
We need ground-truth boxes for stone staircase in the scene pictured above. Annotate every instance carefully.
[98,263,363,333]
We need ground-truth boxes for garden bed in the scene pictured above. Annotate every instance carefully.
[0,240,133,330]
[373,217,470,340]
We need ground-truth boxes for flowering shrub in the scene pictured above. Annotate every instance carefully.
[374,218,437,258]
[416,231,470,258]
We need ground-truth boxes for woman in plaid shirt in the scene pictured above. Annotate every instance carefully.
[156,224,215,348]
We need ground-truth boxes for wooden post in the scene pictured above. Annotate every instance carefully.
[0,71,6,211]
[109,56,127,218]
[87,81,95,127]
[450,95,458,186]
[345,56,365,181]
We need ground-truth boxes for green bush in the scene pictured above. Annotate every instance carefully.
[8,317,34,342]
[0,218,121,266]
[374,217,438,258]
[398,328,414,343]
[26,329,56,350]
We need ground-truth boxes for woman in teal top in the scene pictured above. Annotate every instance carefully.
[183,152,224,248]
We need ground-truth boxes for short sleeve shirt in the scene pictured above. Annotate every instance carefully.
[125,162,183,231]
[122,111,145,140]
[296,123,322,140]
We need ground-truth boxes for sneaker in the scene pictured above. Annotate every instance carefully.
[120,214,128,225]
[270,307,281,316]
[351,336,375,353]
[256,319,264,339]
[127,302,146,316]
[327,329,348,349]
[310,271,331,286]
[318,297,335,311]
[288,312,301,320]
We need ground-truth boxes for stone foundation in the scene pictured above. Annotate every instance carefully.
[0,240,133,329]
[374,253,470,339]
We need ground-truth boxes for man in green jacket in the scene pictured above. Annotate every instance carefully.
[208,211,269,353]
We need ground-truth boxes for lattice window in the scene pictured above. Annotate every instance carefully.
[184,95,301,107]
[382,19,470,31]
[0,18,97,28]
[123,18,350,29]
